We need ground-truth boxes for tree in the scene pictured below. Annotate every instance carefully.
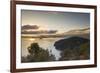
[27,43,40,55]
[22,42,55,63]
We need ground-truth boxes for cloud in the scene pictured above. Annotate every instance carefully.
[22,30,57,34]
[22,25,39,30]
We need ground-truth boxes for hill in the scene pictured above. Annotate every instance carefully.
[54,36,90,60]
[54,36,89,51]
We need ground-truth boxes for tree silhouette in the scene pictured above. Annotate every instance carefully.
[27,43,40,55]
[21,42,56,62]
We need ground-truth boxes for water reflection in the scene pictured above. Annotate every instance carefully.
[21,37,63,60]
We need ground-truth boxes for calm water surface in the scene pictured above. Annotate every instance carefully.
[21,37,68,60]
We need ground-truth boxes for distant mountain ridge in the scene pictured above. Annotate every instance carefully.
[62,27,90,35]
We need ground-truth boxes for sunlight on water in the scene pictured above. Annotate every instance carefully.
[21,37,65,60]
[29,38,35,41]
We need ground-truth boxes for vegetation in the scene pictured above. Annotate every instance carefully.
[21,43,55,63]
[59,42,90,61]
[79,42,90,59]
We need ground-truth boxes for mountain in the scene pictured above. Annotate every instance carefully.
[61,27,90,39]
[54,36,89,51]
[62,27,90,35]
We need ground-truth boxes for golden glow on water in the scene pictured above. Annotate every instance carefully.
[29,38,36,41]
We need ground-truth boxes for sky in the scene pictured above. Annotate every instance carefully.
[21,10,90,33]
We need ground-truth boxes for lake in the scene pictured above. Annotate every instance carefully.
[21,37,67,60]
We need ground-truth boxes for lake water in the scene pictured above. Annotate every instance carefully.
[21,37,66,60]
